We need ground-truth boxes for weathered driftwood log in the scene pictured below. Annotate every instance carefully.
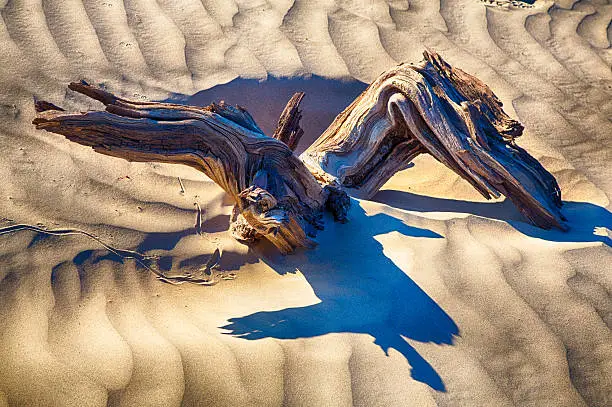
[33,83,349,254]
[32,51,566,256]
[301,51,566,230]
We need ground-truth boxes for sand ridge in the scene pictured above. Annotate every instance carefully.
[0,0,610,406]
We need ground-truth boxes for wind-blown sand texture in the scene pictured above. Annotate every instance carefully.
[0,0,610,406]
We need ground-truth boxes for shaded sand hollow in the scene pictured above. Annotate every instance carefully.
[0,0,610,406]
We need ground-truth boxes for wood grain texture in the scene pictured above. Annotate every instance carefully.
[33,82,338,254]
[302,51,566,230]
[33,52,567,255]
[272,92,305,151]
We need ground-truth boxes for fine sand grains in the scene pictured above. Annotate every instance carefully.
[0,0,610,406]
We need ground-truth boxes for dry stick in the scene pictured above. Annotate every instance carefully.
[0,224,223,286]
[178,177,185,194]
[191,202,230,280]
[0,223,156,271]
[193,201,219,256]
[194,202,203,235]
[194,201,219,245]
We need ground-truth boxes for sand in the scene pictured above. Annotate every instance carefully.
[0,0,610,406]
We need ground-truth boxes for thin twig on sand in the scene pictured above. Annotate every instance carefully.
[178,177,186,194]
[0,223,230,285]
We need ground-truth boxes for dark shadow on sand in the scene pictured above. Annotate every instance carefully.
[169,75,368,154]
[46,212,258,287]
[372,190,612,246]
[171,73,605,391]
[221,200,458,391]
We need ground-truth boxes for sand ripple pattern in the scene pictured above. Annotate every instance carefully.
[0,0,610,406]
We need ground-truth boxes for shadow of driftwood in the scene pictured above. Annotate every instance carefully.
[373,190,612,246]
[175,75,368,154]
[222,200,458,391]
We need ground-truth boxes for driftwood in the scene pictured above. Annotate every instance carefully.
[301,51,565,230]
[33,83,347,254]
[33,51,566,255]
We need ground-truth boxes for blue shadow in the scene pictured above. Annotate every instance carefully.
[221,200,458,391]
[373,190,612,246]
[168,75,368,154]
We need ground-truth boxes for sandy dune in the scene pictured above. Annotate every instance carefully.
[0,0,610,406]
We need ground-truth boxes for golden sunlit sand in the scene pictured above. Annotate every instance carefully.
[0,0,610,406]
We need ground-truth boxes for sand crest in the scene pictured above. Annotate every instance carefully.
[0,0,610,405]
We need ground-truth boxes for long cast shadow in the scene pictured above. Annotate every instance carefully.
[172,75,368,154]
[221,200,458,391]
[373,190,612,246]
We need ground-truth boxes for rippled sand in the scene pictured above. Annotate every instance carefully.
[0,1,610,406]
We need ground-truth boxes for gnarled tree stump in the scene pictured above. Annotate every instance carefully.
[33,51,566,254]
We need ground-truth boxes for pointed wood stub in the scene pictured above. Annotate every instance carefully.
[272,92,305,151]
